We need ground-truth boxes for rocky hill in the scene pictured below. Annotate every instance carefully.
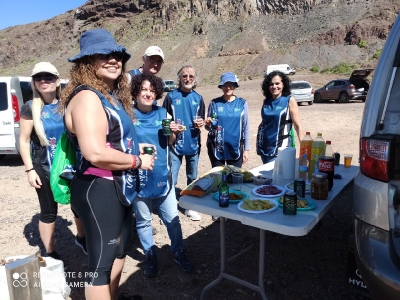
[0,0,398,83]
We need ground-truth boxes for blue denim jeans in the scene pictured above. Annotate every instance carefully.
[170,151,199,186]
[132,187,183,255]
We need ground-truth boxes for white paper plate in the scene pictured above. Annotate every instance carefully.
[285,182,311,193]
[252,185,286,198]
[237,199,278,214]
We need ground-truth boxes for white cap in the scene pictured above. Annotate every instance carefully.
[31,62,60,77]
[144,46,164,62]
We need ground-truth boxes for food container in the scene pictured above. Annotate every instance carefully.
[253,176,273,185]
[310,173,329,200]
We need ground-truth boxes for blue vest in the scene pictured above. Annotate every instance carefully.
[25,100,64,169]
[133,106,172,198]
[256,95,292,157]
[67,86,140,206]
[208,96,246,160]
[167,89,202,155]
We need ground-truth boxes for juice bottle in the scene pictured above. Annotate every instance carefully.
[308,133,325,180]
[299,132,313,161]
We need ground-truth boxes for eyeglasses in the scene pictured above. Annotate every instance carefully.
[181,74,195,79]
[98,52,124,62]
[32,74,56,82]
[147,56,163,65]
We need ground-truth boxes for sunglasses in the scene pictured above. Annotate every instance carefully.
[32,74,56,82]
[98,52,124,62]
[147,56,163,64]
[222,83,236,88]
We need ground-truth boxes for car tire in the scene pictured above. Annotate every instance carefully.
[314,93,322,103]
[338,92,349,103]
[308,100,313,105]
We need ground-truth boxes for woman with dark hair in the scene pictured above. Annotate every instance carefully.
[131,74,194,278]
[256,71,304,164]
[61,29,154,300]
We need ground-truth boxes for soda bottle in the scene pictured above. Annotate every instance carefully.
[298,153,308,181]
[318,141,335,191]
[211,111,218,129]
[299,132,313,162]
[308,133,325,180]
[219,171,230,207]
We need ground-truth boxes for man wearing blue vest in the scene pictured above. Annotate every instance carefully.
[162,65,205,221]
[128,46,164,80]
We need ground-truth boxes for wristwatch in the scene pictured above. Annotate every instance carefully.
[135,156,142,169]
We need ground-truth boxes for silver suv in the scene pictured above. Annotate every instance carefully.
[353,14,400,300]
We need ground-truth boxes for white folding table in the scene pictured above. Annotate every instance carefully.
[179,162,359,300]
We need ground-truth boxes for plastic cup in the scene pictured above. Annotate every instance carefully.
[344,154,353,168]
[231,173,244,191]
[193,116,202,128]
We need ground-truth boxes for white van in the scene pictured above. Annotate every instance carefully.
[0,76,68,159]
[265,64,296,76]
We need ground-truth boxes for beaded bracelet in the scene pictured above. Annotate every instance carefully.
[131,155,137,169]
[25,168,35,173]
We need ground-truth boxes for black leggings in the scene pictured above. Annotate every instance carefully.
[207,142,244,168]
[70,175,133,286]
[33,163,58,224]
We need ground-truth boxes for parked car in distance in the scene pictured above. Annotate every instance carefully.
[264,64,296,76]
[163,80,177,92]
[353,14,400,300]
[314,68,374,103]
[290,81,314,105]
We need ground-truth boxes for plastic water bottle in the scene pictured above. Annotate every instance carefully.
[299,132,313,162]
[299,153,308,181]
[309,133,325,180]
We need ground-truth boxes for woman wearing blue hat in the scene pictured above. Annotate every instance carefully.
[205,72,250,168]
[61,29,154,300]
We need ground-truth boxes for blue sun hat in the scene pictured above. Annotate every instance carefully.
[68,29,131,63]
[218,72,239,88]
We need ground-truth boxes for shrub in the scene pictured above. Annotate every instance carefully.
[358,40,368,48]
[373,49,382,60]
[310,66,319,73]
[321,62,360,75]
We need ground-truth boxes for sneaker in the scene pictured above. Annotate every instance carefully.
[75,235,88,255]
[174,249,194,273]
[144,247,158,277]
[185,209,201,221]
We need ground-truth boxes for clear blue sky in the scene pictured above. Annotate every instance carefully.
[0,0,86,30]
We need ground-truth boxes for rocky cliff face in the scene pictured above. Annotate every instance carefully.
[0,0,398,82]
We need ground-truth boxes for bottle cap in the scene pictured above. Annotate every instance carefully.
[326,141,331,144]
[317,133,322,136]
[306,132,310,135]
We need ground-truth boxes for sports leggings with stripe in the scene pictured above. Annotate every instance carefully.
[70,175,133,286]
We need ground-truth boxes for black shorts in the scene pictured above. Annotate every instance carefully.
[70,175,133,286]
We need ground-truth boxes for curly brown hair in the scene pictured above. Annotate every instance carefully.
[261,71,291,99]
[60,55,133,118]
[131,74,164,101]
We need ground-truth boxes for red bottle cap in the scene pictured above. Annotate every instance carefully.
[326,141,331,144]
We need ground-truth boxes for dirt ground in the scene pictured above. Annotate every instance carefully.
[0,72,370,300]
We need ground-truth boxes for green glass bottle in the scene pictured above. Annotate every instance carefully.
[219,171,230,207]
[211,111,218,129]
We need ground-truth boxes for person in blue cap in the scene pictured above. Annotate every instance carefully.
[205,72,250,168]
[61,28,154,300]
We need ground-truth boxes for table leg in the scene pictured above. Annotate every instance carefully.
[259,229,268,300]
[200,217,226,300]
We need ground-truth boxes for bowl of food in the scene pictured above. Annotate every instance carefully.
[253,176,272,185]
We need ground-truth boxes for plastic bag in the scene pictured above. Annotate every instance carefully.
[50,132,76,205]
[40,257,71,300]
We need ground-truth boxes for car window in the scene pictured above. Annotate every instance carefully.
[334,81,343,87]
[290,82,311,89]
[326,81,335,88]
[20,81,33,104]
[0,82,8,111]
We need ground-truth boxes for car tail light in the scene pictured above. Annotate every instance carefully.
[349,84,355,89]
[360,135,400,182]
[311,89,314,95]
[11,94,20,122]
